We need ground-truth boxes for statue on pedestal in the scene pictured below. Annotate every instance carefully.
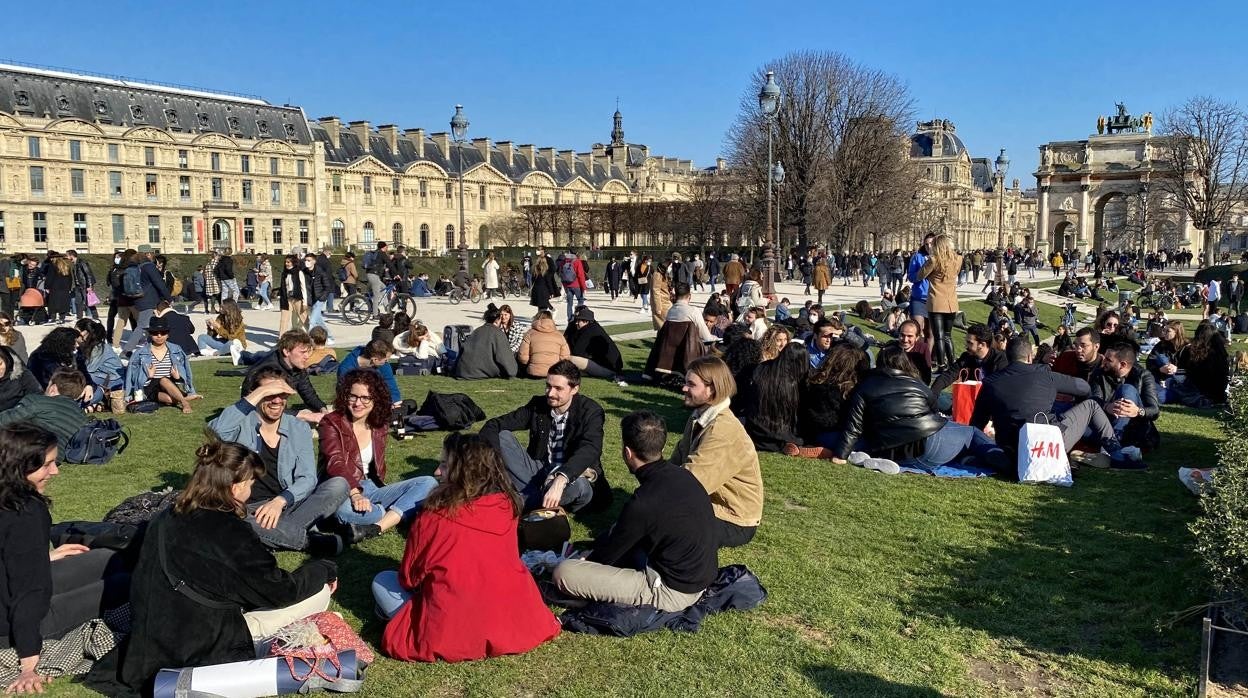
[1097,115,1106,135]
[1143,112,1154,133]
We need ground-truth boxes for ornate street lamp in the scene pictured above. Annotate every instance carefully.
[994,147,1009,287]
[771,161,785,257]
[758,71,781,295]
[450,104,470,271]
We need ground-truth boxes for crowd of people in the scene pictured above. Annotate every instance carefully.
[0,235,1241,695]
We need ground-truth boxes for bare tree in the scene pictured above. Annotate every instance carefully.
[1158,96,1248,266]
[1102,185,1176,256]
[484,214,530,248]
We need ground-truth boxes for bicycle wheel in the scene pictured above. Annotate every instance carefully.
[470,289,482,304]
[448,290,461,305]
[341,294,372,325]
[393,294,417,318]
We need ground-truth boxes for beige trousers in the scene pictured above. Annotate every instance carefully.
[243,583,333,640]
[553,560,703,613]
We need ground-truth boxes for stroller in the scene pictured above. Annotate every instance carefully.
[18,287,47,325]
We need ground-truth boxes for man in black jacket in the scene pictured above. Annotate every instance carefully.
[479,360,608,512]
[564,306,623,376]
[120,251,172,355]
[66,249,97,320]
[217,248,238,302]
[241,330,329,424]
[971,337,1121,464]
[1089,339,1161,450]
[931,323,1008,393]
[551,410,717,612]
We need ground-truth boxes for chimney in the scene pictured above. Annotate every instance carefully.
[541,147,557,165]
[498,141,515,168]
[319,116,341,149]
[716,157,727,171]
[348,120,371,153]
[1012,177,1020,190]
[591,143,606,160]
[403,128,425,158]
[377,124,399,155]
[519,144,536,166]
[472,137,491,162]
[580,151,595,173]
[431,132,451,158]
[559,150,576,170]
[642,145,650,159]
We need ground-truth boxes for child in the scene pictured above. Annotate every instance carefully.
[775,298,791,322]
[306,325,338,374]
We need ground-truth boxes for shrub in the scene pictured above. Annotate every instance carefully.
[1191,378,1248,597]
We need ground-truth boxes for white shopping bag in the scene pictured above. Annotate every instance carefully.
[1017,415,1072,487]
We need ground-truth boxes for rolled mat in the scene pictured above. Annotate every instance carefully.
[152,650,363,698]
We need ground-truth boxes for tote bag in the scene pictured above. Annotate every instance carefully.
[950,369,983,424]
[1017,414,1073,487]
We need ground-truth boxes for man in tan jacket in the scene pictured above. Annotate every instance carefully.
[670,355,763,547]
[721,254,746,299]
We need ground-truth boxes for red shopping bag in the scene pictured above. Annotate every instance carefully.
[950,369,983,425]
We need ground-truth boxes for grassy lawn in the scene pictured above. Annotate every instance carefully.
[44,338,1214,697]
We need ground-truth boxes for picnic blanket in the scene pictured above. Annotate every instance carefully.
[898,463,995,478]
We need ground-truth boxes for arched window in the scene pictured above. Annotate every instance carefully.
[331,219,345,248]
[419,223,429,249]
[392,222,403,245]
[941,166,951,184]
[445,224,455,250]
[479,224,489,249]
[362,221,375,243]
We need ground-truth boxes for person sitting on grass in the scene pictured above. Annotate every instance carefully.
[150,300,201,358]
[479,360,609,512]
[0,368,89,454]
[666,283,717,344]
[670,356,763,548]
[124,316,200,413]
[564,306,624,380]
[338,338,402,406]
[550,410,718,612]
[931,323,1008,394]
[518,310,571,378]
[454,305,518,380]
[372,313,396,347]
[305,325,338,373]
[1088,338,1160,454]
[25,327,95,398]
[241,330,329,424]
[121,436,339,693]
[0,423,130,696]
[787,341,871,457]
[197,298,247,360]
[211,367,348,555]
[896,319,932,384]
[759,324,792,363]
[320,370,437,543]
[373,433,560,663]
[76,319,123,408]
[737,343,809,453]
[0,347,40,413]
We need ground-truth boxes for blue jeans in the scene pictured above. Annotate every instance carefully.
[564,287,585,323]
[640,290,650,310]
[498,430,593,512]
[371,569,408,620]
[1110,383,1142,438]
[307,301,333,340]
[903,421,1003,471]
[257,281,271,306]
[334,476,437,526]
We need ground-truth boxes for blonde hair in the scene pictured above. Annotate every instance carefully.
[931,234,958,272]
[686,355,737,402]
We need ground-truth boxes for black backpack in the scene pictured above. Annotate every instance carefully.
[417,391,485,430]
[63,418,129,465]
[104,488,180,525]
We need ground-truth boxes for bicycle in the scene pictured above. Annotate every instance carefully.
[504,276,527,298]
[339,282,417,325]
[447,286,482,305]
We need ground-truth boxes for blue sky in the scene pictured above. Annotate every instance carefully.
[5,0,1245,183]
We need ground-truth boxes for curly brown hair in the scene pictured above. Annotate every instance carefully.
[424,433,520,517]
[333,369,393,429]
[810,342,870,397]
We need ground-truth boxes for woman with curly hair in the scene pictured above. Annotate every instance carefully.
[374,432,559,663]
[0,311,28,364]
[319,369,437,541]
[197,298,248,358]
[786,342,872,456]
[26,326,93,397]
[759,324,792,362]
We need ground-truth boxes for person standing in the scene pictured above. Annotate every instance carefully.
[559,252,588,325]
[317,246,337,313]
[918,234,962,372]
[365,241,390,315]
[722,253,746,300]
[606,256,623,301]
[120,251,172,355]
[254,253,274,311]
[277,255,306,335]
[217,248,238,303]
[707,251,721,292]
[42,253,73,325]
[1205,277,1222,319]
[302,253,334,343]
[203,250,221,315]
[66,250,97,320]
[482,252,500,300]
[1229,274,1243,315]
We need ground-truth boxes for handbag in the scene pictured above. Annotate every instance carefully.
[269,612,374,682]
[1017,414,1073,486]
[4,276,20,291]
[517,507,571,553]
[950,369,983,425]
[85,287,100,307]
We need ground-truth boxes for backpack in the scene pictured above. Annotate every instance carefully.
[122,266,144,298]
[362,251,377,273]
[336,266,348,282]
[104,487,180,525]
[442,324,472,373]
[561,259,578,285]
[417,391,485,430]
[63,418,129,465]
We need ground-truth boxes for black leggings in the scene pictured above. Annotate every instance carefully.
[43,549,128,642]
[930,311,956,371]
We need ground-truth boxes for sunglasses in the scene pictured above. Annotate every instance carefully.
[148,330,169,336]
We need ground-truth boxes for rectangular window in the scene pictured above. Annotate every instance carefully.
[71,169,85,196]
[242,179,253,203]
[181,216,194,244]
[445,182,453,200]
[112,214,125,243]
[511,187,517,209]
[363,175,372,204]
[27,137,40,158]
[269,157,278,175]
[108,143,119,164]
[270,181,281,205]
[69,140,82,162]
[179,175,191,201]
[332,174,342,203]
[178,149,188,169]
[147,215,160,243]
[554,191,561,205]
[211,177,223,201]
[271,218,282,244]
[32,212,47,243]
[73,213,88,244]
[296,160,305,177]
[29,166,44,195]
[0,212,5,243]
[144,147,155,167]
[145,173,158,199]
[297,183,307,207]
[109,171,122,198]
[392,178,401,205]
[211,152,221,171]
[419,180,427,205]
[240,154,250,173]
[533,190,540,205]
[299,219,309,245]
[243,218,255,245]
[479,184,486,210]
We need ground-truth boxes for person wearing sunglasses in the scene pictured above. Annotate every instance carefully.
[123,316,199,413]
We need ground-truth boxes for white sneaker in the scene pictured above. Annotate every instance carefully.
[639,308,648,315]
[229,339,243,366]
[847,451,871,466]
[200,347,219,357]
[863,458,901,475]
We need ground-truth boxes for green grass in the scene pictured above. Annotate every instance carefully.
[43,338,1215,697]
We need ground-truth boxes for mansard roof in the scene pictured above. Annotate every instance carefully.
[0,63,313,144]
[971,158,995,192]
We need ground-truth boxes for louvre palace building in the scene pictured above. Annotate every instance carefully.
[0,61,707,255]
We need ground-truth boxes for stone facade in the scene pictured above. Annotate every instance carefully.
[908,119,1037,251]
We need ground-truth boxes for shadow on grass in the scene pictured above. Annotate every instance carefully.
[902,421,1215,685]
[802,666,943,697]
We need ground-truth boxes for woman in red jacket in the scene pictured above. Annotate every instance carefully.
[373,432,560,662]
[319,369,437,543]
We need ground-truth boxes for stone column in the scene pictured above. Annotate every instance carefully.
[1078,184,1091,252]
[1037,186,1050,252]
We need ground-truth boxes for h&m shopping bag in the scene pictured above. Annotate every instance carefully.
[950,369,983,425]
[1017,414,1072,487]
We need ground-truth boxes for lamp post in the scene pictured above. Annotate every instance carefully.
[758,71,781,296]
[994,147,1009,287]
[450,104,469,272]
[772,161,785,273]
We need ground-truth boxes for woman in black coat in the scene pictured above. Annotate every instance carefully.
[529,255,557,313]
[788,341,870,456]
[26,326,95,396]
[122,437,337,693]
[42,255,73,324]
[277,254,305,334]
[0,347,39,412]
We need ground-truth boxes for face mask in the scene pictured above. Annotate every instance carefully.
[305,261,314,269]
[809,314,819,324]
[114,256,121,264]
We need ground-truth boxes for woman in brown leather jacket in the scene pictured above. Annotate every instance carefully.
[319,369,437,542]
